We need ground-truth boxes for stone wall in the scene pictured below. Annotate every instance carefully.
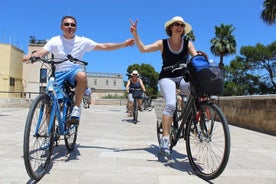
[218,95,276,135]
[153,95,276,136]
[0,98,32,108]
[1,95,275,135]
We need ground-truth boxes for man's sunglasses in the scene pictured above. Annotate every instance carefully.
[63,23,76,27]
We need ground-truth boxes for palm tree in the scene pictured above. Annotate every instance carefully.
[210,24,237,68]
[186,30,196,41]
[261,0,276,25]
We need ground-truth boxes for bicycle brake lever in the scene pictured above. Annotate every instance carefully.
[29,56,40,63]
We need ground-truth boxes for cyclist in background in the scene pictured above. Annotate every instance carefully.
[84,87,92,108]
[129,16,198,157]
[126,70,146,117]
[22,15,134,124]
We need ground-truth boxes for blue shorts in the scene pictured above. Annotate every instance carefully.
[54,68,83,99]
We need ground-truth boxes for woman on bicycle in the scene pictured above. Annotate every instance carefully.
[129,16,198,157]
[22,15,134,124]
[126,70,146,117]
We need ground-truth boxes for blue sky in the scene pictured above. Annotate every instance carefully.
[1,0,276,84]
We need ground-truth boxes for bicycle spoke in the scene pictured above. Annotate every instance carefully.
[23,94,53,181]
[186,103,230,180]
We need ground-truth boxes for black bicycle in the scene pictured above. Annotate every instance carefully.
[23,54,87,181]
[156,62,231,180]
[142,92,154,111]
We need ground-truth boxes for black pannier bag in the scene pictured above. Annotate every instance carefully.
[187,55,224,96]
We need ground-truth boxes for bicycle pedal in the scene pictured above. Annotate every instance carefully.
[39,142,50,150]
[158,149,172,160]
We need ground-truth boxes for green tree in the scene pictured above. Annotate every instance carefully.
[240,41,276,93]
[261,0,276,25]
[125,63,159,98]
[210,24,237,68]
[224,56,263,95]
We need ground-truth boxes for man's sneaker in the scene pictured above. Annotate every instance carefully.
[39,138,50,150]
[159,137,171,159]
[68,106,81,123]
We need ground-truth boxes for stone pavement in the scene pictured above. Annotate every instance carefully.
[0,105,275,184]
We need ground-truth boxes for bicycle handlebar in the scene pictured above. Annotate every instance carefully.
[30,54,88,66]
[163,62,190,82]
[163,62,187,73]
[128,87,143,91]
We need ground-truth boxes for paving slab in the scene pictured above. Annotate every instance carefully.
[0,106,275,184]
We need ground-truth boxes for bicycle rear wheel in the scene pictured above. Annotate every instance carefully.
[156,120,163,145]
[23,94,54,181]
[186,103,231,180]
[64,102,78,151]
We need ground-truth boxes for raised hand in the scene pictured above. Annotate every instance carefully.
[129,19,138,34]
[124,38,135,47]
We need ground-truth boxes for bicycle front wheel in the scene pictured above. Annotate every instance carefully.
[186,103,231,180]
[23,94,54,181]
[133,99,138,123]
[64,102,78,151]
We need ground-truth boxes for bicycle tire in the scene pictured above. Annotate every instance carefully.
[156,120,163,145]
[186,103,231,180]
[23,94,54,181]
[133,99,138,123]
[147,100,154,111]
[64,102,78,151]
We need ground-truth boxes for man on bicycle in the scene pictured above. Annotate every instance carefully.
[126,70,146,117]
[23,15,134,124]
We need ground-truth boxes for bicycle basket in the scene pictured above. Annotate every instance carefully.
[188,55,224,96]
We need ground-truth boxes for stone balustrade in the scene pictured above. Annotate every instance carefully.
[153,95,276,136]
[218,95,276,135]
[1,95,275,135]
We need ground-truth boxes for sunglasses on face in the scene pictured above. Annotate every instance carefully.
[63,22,76,27]
[173,22,185,28]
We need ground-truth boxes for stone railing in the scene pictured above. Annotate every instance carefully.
[218,95,276,136]
[153,95,276,136]
[0,98,32,108]
[1,95,275,135]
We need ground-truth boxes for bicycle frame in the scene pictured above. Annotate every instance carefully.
[175,93,196,140]
[47,81,72,136]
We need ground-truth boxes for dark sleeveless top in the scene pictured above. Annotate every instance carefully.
[129,78,141,91]
[158,38,189,80]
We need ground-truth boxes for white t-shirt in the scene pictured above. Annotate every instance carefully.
[43,35,98,72]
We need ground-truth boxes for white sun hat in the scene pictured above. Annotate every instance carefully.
[131,70,139,76]
[164,16,192,34]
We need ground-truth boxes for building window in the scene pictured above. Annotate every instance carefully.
[106,80,109,86]
[10,77,15,86]
[113,80,117,86]
[94,79,97,85]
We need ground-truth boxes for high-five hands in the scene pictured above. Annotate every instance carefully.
[129,19,138,34]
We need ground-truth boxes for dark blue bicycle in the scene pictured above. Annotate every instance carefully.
[23,55,87,181]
